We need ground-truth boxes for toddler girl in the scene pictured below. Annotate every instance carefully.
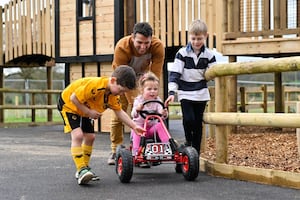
[131,72,169,156]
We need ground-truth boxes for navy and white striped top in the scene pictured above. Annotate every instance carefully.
[168,43,216,102]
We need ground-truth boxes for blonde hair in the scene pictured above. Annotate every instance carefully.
[188,19,207,35]
[139,72,159,88]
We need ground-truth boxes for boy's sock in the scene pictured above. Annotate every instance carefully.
[82,144,93,166]
[71,146,86,171]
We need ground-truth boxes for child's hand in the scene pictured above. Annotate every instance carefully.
[88,109,102,119]
[135,104,144,112]
[161,108,168,119]
[164,95,174,107]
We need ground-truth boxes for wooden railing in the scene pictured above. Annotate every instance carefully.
[239,85,300,113]
[203,56,300,164]
[1,0,54,65]
[0,88,61,125]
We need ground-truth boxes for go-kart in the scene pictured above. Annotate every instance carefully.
[115,100,199,183]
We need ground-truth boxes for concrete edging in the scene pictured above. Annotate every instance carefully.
[200,157,300,190]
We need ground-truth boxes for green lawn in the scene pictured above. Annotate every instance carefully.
[4,109,62,123]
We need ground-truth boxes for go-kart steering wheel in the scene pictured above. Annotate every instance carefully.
[139,100,166,119]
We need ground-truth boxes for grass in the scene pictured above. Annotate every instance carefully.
[4,109,62,123]
[1,104,289,123]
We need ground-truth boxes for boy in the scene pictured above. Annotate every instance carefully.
[165,19,216,155]
[57,65,145,185]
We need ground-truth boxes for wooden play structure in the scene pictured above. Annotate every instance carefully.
[0,0,299,129]
[0,0,299,189]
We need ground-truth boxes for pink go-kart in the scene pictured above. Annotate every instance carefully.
[115,100,199,183]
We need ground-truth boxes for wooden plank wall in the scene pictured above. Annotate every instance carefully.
[3,0,54,63]
[136,0,212,48]
[95,0,114,54]
[59,0,76,56]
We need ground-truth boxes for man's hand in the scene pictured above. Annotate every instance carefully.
[132,125,146,136]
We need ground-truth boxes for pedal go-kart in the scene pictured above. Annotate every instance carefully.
[115,100,199,183]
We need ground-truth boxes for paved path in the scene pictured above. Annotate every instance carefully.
[0,120,299,200]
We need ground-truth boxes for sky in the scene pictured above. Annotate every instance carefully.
[0,0,9,6]
[0,0,10,6]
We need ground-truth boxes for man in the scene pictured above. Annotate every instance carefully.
[108,22,165,165]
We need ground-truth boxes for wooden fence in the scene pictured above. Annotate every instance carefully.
[203,56,300,164]
[1,83,300,126]
[239,85,300,113]
[0,88,61,125]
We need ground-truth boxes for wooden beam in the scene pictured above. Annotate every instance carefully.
[204,112,300,128]
[0,6,3,65]
[224,28,300,40]
[205,56,300,80]
[173,0,179,46]
[160,0,166,45]
[263,0,270,31]
[18,0,22,56]
[124,0,135,35]
[180,0,186,45]
[46,0,51,56]
[26,0,32,54]
[167,0,172,46]
[279,0,287,29]
[7,3,13,60]
[222,38,300,56]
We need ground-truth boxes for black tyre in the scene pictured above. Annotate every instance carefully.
[175,163,182,173]
[115,148,133,183]
[181,146,199,181]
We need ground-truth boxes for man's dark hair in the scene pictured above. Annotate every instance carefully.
[133,22,153,37]
[112,65,136,89]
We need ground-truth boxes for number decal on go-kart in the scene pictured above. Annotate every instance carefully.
[145,143,172,156]
[151,144,164,154]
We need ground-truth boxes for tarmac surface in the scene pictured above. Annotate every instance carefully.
[1,120,299,200]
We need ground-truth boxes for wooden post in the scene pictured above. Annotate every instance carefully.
[215,76,228,163]
[208,87,215,138]
[240,87,246,112]
[31,93,36,122]
[227,56,237,134]
[296,102,300,159]
[274,72,284,113]
[124,0,135,35]
[0,67,3,123]
[0,6,3,123]
[262,85,267,113]
[200,121,206,153]
[46,63,53,122]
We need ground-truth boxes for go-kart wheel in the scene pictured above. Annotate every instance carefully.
[115,148,133,183]
[181,146,199,181]
[175,163,182,173]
